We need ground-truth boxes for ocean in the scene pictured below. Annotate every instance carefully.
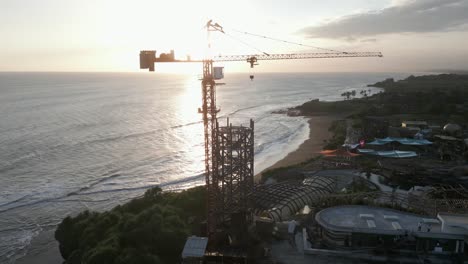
[0,72,403,263]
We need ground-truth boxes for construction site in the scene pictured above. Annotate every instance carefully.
[140,21,468,264]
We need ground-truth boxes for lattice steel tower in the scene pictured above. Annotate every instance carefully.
[200,62,254,242]
[199,58,221,238]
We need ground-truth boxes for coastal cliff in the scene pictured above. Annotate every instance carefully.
[294,74,468,122]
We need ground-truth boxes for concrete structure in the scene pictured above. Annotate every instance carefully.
[438,213,468,235]
[316,205,442,236]
[313,205,467,262]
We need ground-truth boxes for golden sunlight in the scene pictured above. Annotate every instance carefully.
[178,76,202,119]
[90,0,256,72]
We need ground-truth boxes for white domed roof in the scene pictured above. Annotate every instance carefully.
[443,123,462,134]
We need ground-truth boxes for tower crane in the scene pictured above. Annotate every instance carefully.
[139,21,382,245]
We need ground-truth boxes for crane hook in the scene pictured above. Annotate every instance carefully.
[247,56,258,68]
[248,57,257,81]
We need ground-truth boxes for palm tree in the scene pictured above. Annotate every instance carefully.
[342,91,352,100]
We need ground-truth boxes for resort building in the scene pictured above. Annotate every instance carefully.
[312,205,468,262]
[356,137,433,158]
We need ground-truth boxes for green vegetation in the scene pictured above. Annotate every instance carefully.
[323,120,346,150]
[55,186,206,264]
[295,74,468,122]
[342,178,377,193]
[369,74,468,93]
[295,98,366,116]
[260,156,322,183]
[356,158,380,175]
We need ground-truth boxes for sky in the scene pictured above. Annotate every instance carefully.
[1,0,468,73]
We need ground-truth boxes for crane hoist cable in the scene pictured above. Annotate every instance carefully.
[223,32,270,56]
[221,32,266,80]
[228,27,346,54]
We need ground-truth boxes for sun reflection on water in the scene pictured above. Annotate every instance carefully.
[173,75,205,184]
[178,76,202,123]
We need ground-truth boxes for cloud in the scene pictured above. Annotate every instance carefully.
[300,0,468,39]
[360,38,378,43]
[390,0,414,7]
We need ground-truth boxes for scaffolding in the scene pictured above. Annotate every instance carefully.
[216,119,255,229]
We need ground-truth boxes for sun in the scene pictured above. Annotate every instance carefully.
[92,0,260,72]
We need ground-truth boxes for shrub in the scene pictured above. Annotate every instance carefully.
[55,186,206,264]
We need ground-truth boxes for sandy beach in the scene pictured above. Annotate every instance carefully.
[256,114,343,181]
[14,230,62,264]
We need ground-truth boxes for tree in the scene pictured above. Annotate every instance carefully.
[55,186,206,264]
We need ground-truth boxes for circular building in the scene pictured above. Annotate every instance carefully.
[443,123,462,136]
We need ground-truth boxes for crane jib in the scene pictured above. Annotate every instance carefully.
[140,50,383,71]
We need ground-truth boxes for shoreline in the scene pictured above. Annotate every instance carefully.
[255,114,343,182]
[13,114,342,264]
[14,230,62,264]
[14,115,341,264]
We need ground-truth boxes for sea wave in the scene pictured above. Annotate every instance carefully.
[0,171,205,214]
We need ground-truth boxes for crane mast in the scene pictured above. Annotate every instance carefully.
[139,21,383,247]
[200,21,224,240]
[200,59,219,238]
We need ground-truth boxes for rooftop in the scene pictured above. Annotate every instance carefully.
[181,236,208,259]
[316,205,452,236]
[367,137,432,146]
[438,213,468,235]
